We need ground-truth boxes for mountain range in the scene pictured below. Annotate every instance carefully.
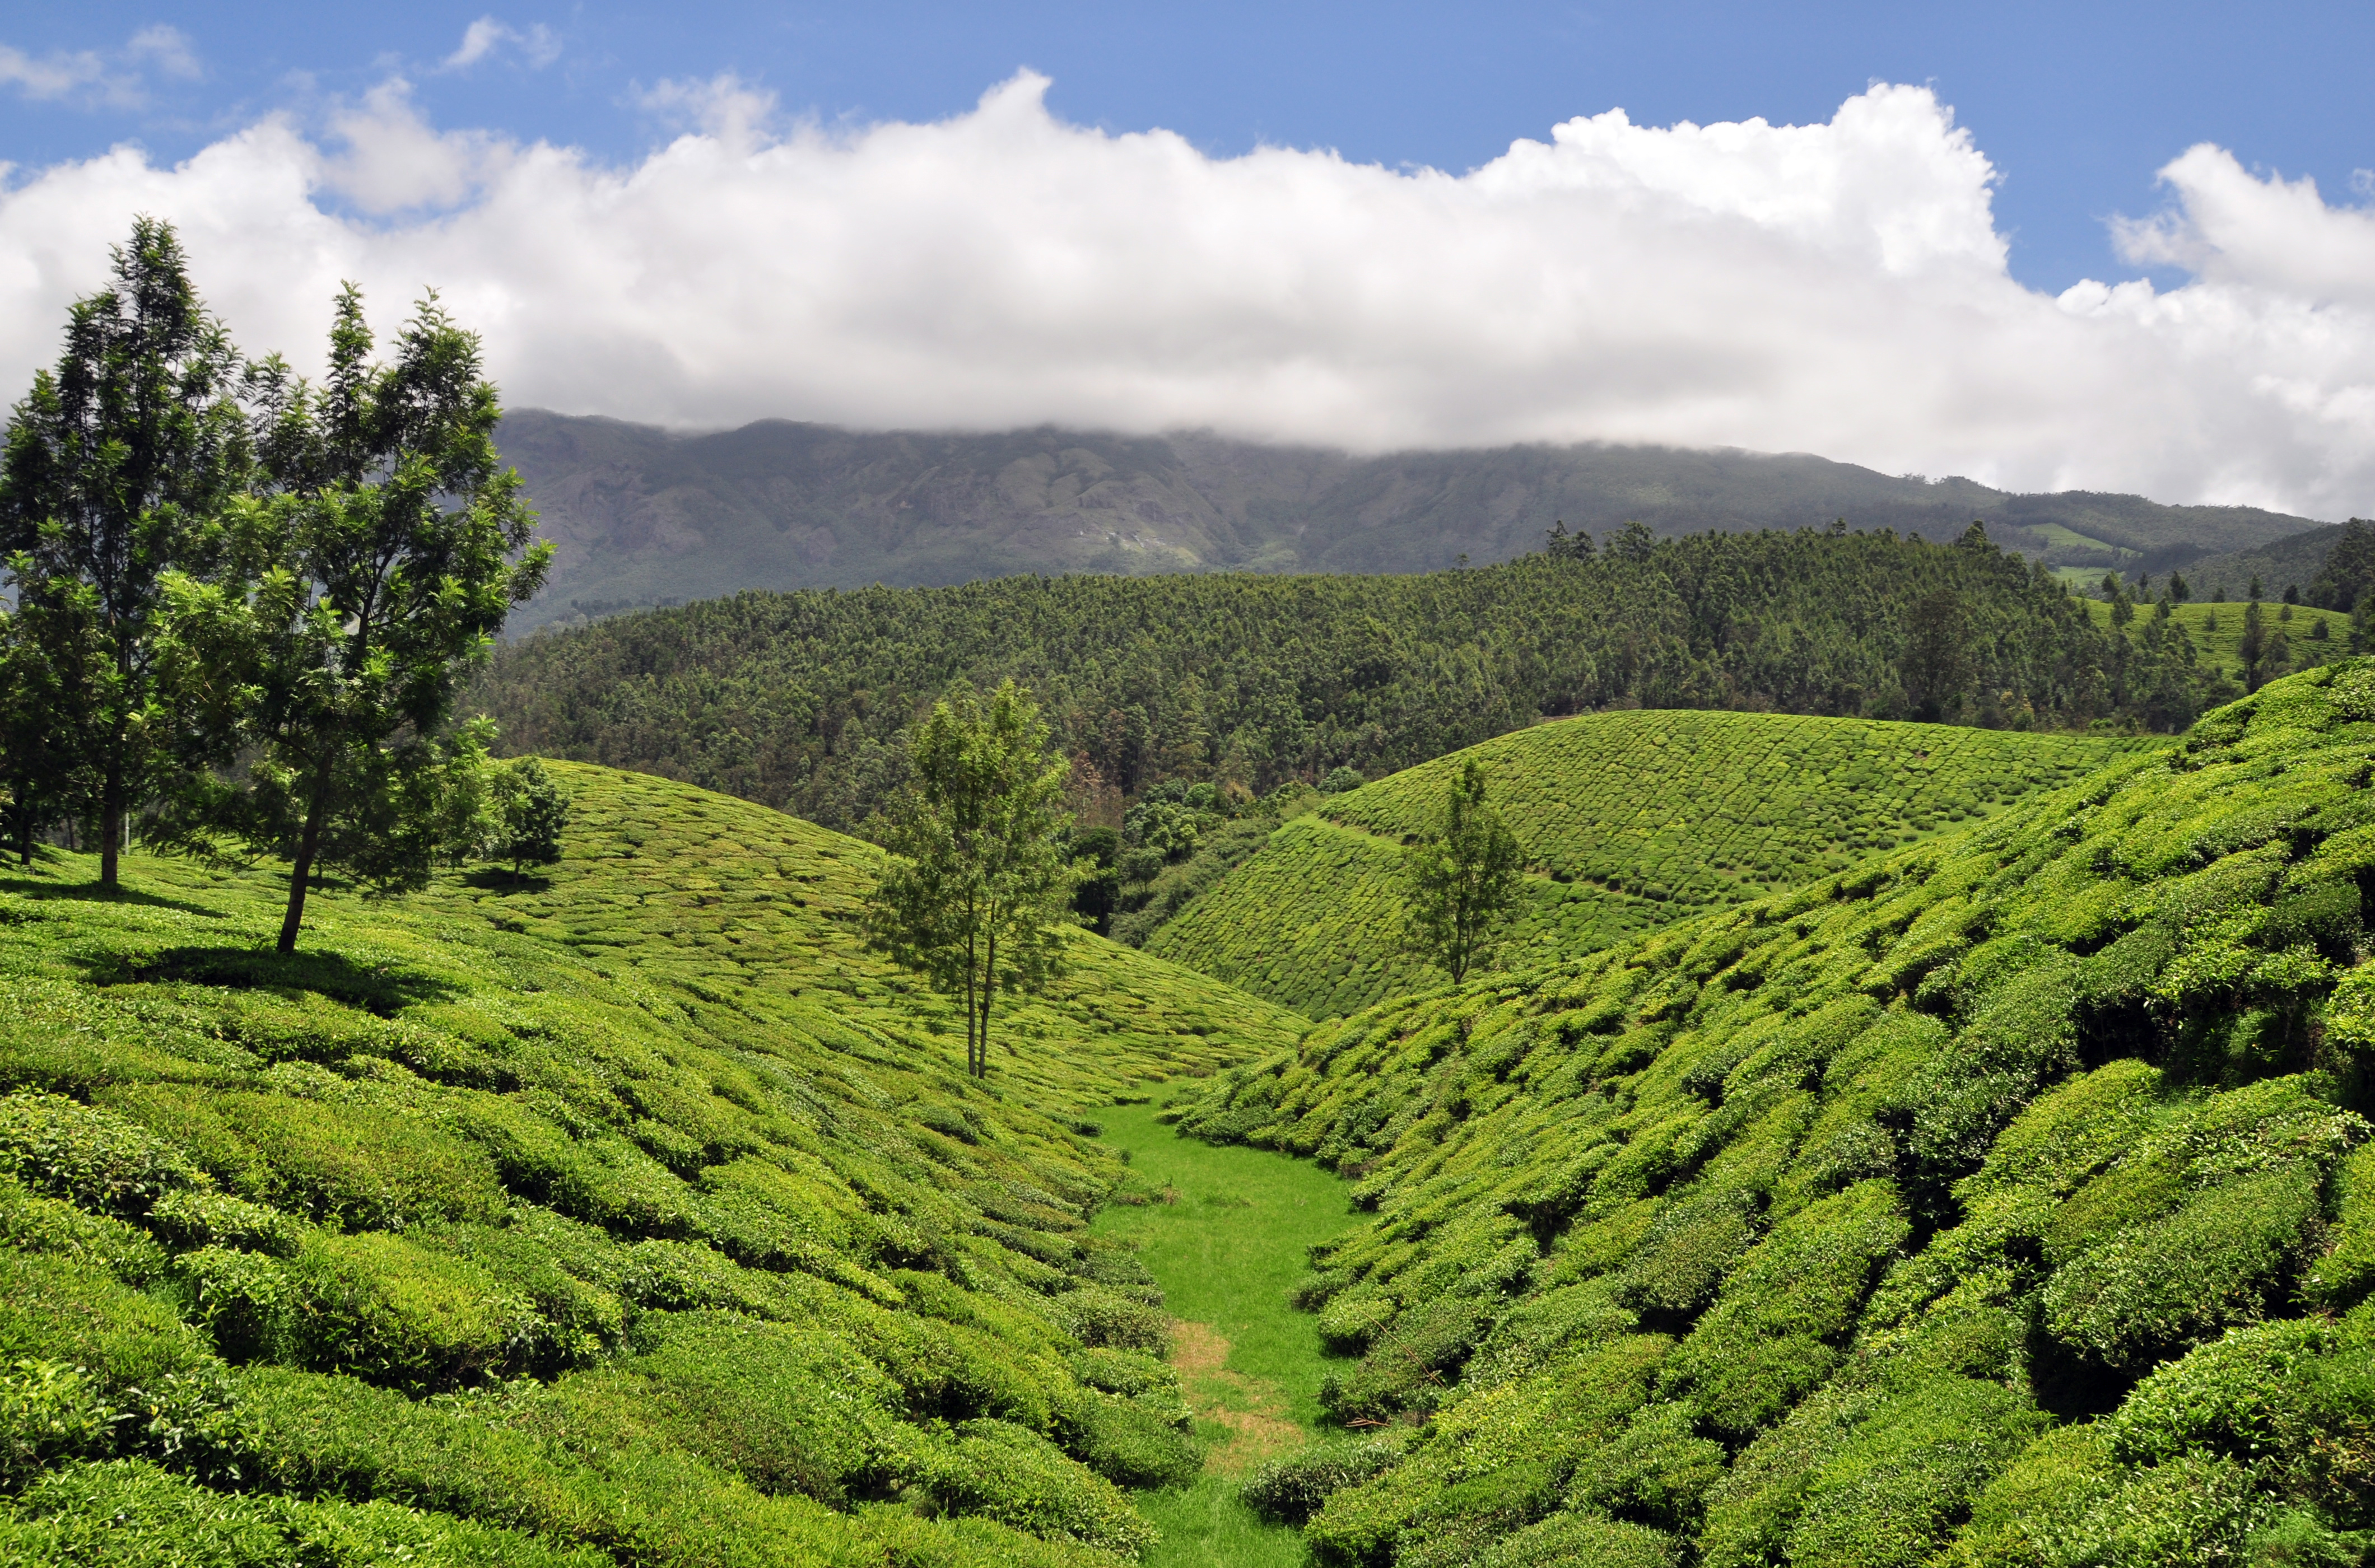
[496,410,2331,633]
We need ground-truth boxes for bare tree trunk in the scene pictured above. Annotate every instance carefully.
[963,929,980,1078]
[277,759,335,955]
[979,930,997,1080]
[99,763,122,890]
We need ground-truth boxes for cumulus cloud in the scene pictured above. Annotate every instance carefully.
[441,17,560,72]
[0,41,133,106]
[0,72,2369,516]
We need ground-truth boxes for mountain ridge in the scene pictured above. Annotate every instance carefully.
[496,412,2326,633]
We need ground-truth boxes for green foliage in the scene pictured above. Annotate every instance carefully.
[0,1458,613,1567]
[152,282,549,953]
[487,755,571,876]
[1151,709,2143,1016]
[863,680,1074,1079]
[1399,758,1522,984]
[478,528,2208,848]
[1243,1439,1403,1524]
[0,218,250,890]
[0,760,1312,1563]
[1159,659,2375,1564]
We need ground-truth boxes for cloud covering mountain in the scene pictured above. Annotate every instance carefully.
[1,72,2370,516]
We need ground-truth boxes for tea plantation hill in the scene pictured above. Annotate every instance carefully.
[2076,598,2352,684]
[0,762,1308,1565]
[1169,657,2375,1567]
[1147,710,2149,1018]
[478,526,2225,842]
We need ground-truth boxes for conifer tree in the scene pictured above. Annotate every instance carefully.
[863,680,1074,1079]
[0,219,249,889]
[1401,757,1521,984]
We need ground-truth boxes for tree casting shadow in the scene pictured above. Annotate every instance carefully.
[85,945,460,1016]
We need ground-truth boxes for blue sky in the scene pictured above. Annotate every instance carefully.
[2,5,2373,515]
[7,2,2369,291]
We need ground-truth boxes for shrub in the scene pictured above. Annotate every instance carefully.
[1242,1437,1401,1524]
[1,1457,614,1568]
[0,1174,172,1285]
[1780,1379,2051,1568]
[1661,1181,1909,1437]
[1052,1382,1202,1489]
[2043,1164,2323,1373]
[2307,1142,2375,1310]
[908,1418,1156,1559]
[148,1189,302,1258]
[0,1360,118,1487]
[619,1312,915,1503]
[1472,1511,1682,1568]
[0,1250,211,1394]
[1568,1401,1725,1533]
[0,1092,202,1216]
[1051,1284,1170,1354]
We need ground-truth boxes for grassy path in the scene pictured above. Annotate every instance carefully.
[1092,1103,1356,1566]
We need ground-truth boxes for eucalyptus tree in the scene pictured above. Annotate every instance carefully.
[863,680,1074,1079]
[1401,757,1522,984]
[0,218,250,889]
[161,284,548,951]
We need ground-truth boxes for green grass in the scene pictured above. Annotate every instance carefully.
[2079,597,2349,680]
[1163,656,2375,1567]
[0,763,1307,1565]
[1093,1103,1355,1432]
[1091,1102,1355,1568]
[1148,709,2147,1017]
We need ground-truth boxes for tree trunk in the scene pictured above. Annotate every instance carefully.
[277,759,335,955]
[963,930,981,1079]
[99,764,122,890]
[978,930,997,1079]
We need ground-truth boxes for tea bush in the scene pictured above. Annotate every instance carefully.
[1167,660,2375,1564]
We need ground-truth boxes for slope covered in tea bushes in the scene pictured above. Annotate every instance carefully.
[1172,659,2375,1566]
[1148,711,2145,1018]
[0,764,1305,1565]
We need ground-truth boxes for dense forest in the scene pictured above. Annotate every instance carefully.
[479,525,2234,838]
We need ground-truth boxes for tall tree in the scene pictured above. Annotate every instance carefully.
[0,218,249,889]
[1401,757,1522,984]
[159,285,547,951]
[863,680,1073,1079]
[1901,586,1972,721]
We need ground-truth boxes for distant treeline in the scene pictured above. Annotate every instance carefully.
[475,523,2232,836]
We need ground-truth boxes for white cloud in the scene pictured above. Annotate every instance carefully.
[0,43,128,105]
[441,17,560,72]
[0,73,2371,519]
[126,24,201,81]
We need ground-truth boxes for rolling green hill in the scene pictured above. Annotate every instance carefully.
[497,413,2322,633]
[480,528,2221,840]
[1170,658,2375,1567]
[0,763,1305,1564]
[1145,711,2149,1018]
[2076,598,2351,684]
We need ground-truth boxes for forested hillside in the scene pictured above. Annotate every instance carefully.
[478,526,2229,839]
[1168,658,2375,1567]
[0,763,1306,1564]
[497,413,2322,631]
[1147,712,2146,1018]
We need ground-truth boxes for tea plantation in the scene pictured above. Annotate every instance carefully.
[1170,658,2375,1566]
[0,763,1308,1565]
[2077,598,2351,682]
[1148,710,2148,1018]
